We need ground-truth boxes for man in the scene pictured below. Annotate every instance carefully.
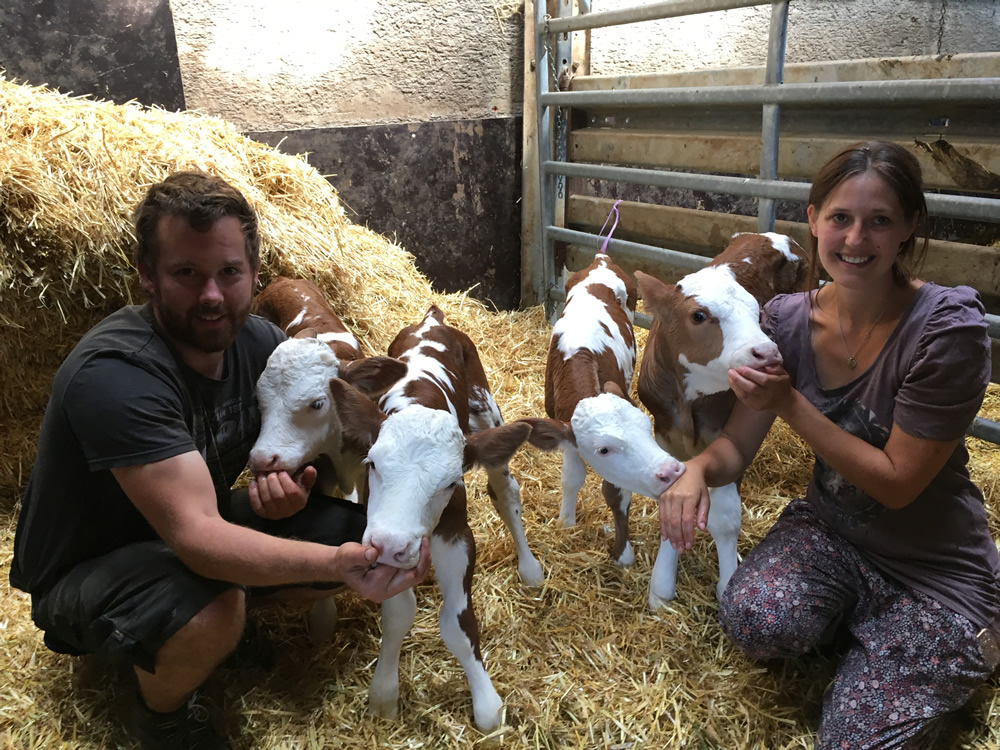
[9,172,429,749]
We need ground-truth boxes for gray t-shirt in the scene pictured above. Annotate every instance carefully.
[762,283,999,629]
[10,304,284,594]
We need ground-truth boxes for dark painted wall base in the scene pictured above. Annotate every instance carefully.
[250,118,523,311]
[1,0,184,110]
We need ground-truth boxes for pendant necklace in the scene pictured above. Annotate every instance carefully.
[837,302,887,370]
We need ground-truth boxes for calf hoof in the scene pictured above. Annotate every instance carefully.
[519,557,545,586]
[368,683,400,721]
[556,513,576,529]
[648,586,676,611]
[472,691,503,732]
[612,542,635,568]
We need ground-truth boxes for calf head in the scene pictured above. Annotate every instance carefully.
[636,265,781,401]
[519,384,684,500]
[711,232,809,303]
[328,378,532,568]
[249,335,406,476]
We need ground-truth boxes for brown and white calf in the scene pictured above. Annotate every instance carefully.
[516,252,685,608]
[251,275,361,361]
[636,231,808,606]
[326,304,540,731]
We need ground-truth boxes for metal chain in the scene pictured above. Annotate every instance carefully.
[936,0,948,56]
[542,25,566,200]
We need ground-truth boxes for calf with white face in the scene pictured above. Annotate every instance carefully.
[327,305,539,732]
[636,231,807,606]
[249,334,406,500]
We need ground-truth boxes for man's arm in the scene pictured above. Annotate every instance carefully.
[112,451,428,600]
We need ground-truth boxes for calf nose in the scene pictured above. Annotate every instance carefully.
[657,460,685,485]
[749,341,782,368]
[248,450,279,472]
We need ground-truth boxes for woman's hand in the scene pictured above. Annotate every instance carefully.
[249,465,318,520]
[338,538,431,603]
[657,461,710,552]
[729,364,793,416]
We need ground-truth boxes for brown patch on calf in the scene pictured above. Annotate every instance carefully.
[709,233,810,306]
[636,233,811,459]
[545,255,637,422]
[253,276,360,361]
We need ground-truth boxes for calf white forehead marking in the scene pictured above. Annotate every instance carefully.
[761,232,799,262]
[676,265,769,399]
[258,337,340,392]
[731,231,800,263]
[317,330,359,350]
[285,308,307,332]
[554,261,635,382]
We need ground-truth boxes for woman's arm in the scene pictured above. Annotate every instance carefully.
[658,399,775,551]
[730,365,959,510]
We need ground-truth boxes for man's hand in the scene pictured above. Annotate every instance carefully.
[249,465,318,520]
[657,462,710,552]
[339,538,431,603]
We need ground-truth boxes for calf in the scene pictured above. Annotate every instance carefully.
[517,251,685,607]
[251,276,361,361]
[326,305,541,731]
[635,231,808,607]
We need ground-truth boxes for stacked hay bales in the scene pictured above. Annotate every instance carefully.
[1,77,997,748]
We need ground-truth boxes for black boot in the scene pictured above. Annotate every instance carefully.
[130,691,230,750]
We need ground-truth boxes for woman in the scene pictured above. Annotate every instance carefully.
[659,140,999,747]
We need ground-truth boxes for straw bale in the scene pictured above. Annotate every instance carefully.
[1,77,998,748]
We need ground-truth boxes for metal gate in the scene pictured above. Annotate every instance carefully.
[522,0,1000,444]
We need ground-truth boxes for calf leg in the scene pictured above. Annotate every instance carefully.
[706,482,741,601]
[648,539,680,609]
[431,529,502,732]
[368,588,417,720]
[485,465,544,585]
[558,446,587,527]
[601,480,634,566]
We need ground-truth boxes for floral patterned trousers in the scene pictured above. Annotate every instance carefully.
[719,499,997,749]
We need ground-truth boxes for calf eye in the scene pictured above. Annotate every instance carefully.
[691,310,707,324]
[598,447,610,455]
[309,399,325,410]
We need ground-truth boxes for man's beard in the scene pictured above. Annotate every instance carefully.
[153,299,250,354]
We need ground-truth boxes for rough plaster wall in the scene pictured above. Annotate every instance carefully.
[169,0,523,130]
[588,0,1000,75]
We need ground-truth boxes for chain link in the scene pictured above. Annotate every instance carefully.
[935,0,948,56]
[542,24,566,200]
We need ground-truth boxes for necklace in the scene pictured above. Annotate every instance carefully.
[837,302,887,370]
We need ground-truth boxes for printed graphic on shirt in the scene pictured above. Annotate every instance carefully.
[812,396,889,528]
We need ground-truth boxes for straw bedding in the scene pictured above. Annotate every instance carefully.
[1,76,998,749]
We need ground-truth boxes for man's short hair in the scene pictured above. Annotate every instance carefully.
[133,171,261,274]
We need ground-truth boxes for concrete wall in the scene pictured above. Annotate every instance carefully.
[4,0,998,309]
[588,0,1000,75]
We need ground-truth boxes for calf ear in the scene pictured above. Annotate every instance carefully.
[339,356,407,399]
[293,327,319,339]
[463,422,532,470]
[511,417,575,451]
[634,271,675,316]
[328,378,384,448]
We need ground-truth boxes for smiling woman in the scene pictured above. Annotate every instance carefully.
[659,139,999,748]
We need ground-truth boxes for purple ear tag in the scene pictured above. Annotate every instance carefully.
[597,199,622,255]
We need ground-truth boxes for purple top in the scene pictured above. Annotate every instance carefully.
[762,283,999,629]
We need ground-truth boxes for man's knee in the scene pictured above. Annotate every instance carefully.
[162,586,246,664]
